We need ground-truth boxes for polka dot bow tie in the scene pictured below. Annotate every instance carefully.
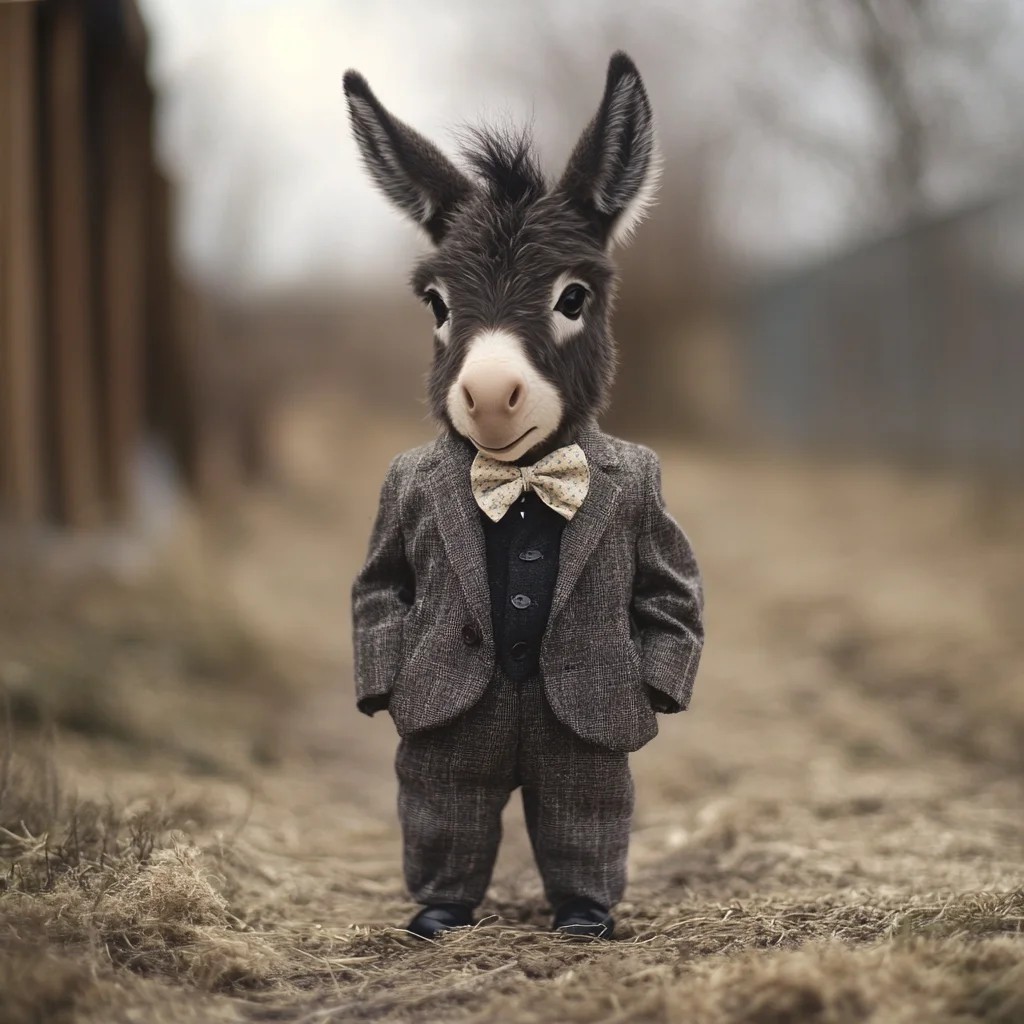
[471,443,591,523]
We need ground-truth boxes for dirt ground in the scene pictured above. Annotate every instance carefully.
[2,393,1022,1023]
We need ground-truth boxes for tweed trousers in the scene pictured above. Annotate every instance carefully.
[395,669,634,910]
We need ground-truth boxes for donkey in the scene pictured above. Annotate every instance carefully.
[347,52,703,940]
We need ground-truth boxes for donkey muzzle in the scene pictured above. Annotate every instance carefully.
[458,361,529,449]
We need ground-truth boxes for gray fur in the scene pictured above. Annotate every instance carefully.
[343,71,472,243]
[344,52,658,463]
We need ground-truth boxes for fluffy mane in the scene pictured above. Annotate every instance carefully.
[459,125,546,204]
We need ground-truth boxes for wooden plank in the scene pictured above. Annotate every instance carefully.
[0,14,10,512]
[0,3,45,524]
[43,0,103,526]
[145,167,202,491]
[97,49,149,516]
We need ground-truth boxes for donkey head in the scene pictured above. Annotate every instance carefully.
[344,52,659,463]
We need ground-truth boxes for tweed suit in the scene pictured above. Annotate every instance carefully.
[352,422,703,908]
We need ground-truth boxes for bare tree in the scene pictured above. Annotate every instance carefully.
[801,0,1019,222]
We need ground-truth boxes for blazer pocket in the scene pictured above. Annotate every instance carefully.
[616,624,643,683]
[390,602,418,675]
[626,636,643,676]
[598,632,646,702]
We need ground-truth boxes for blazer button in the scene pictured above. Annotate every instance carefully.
[510,641,529,660]
[461,622,482,647]
[511,594,532,610]
[518,548,543,561]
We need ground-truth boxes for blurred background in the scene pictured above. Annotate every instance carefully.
[2,3,1024,1018]
[2,0,1023,537]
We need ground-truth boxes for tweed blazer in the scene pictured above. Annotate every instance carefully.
[351,423,704,753]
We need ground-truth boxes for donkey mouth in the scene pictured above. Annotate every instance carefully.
[471,426,538,455]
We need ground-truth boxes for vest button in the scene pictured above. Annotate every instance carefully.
[511,594,532,610]
[510,641,529,660]
[518,548,543,561]
[461,622,482,647]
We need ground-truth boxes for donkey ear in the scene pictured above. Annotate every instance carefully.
[559,52,660,248]
[344,71,473,244]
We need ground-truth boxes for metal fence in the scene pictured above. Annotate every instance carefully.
[741,191,1024,475]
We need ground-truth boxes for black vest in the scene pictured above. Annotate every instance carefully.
[481,491,567,680]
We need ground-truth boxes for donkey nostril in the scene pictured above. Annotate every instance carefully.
[508,385,521,410]
[462,385,476,413]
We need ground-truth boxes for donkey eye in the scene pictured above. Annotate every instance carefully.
[423,289,450,329]
[554,284,588,320]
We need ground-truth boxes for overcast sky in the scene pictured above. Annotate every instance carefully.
[137,0,1023,294]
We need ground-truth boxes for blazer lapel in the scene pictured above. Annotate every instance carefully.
[550,426,621,623]
[424,435,493,638]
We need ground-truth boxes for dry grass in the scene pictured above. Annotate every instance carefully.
[0,558,292,761]
[0,740,279,992]
[1,396,1022,1023]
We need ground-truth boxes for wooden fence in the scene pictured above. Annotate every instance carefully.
[742,192,1024,476]
[0,0,202,529]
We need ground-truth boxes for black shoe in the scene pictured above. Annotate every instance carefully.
[406,903,474,940]
[552,897,615,939]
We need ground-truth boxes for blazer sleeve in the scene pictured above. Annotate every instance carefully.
[351,454,415,716]
[631,449,704,713]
